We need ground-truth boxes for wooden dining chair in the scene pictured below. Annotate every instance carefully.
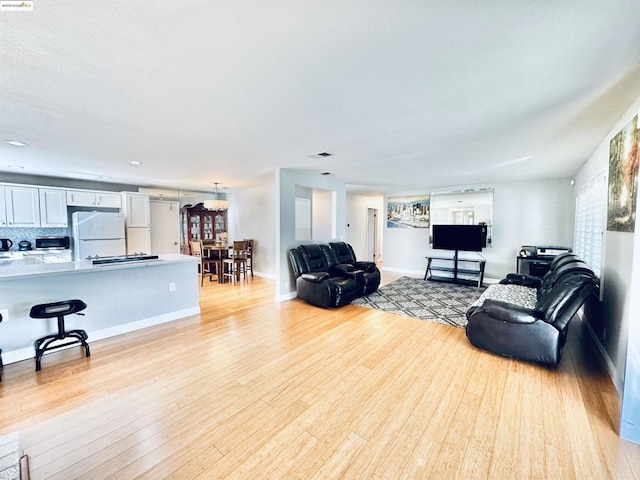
[190,241,217,286]
[223,241,248,284]
[244,239,254,277]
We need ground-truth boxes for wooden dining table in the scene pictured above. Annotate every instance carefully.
[202,243,232,283]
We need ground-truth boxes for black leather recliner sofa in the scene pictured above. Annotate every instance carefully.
[288,242,380,308]
[465,254,598,365]
[323,242,381,295]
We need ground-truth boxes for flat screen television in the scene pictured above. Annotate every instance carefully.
[432,224,486,252]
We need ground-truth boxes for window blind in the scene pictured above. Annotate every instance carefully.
[574,171,606,277]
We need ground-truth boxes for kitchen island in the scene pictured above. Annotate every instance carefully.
[0,254,200,365]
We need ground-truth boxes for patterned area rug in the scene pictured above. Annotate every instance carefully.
[352,276,486,328]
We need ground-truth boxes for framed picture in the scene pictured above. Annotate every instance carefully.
[607,115,639,232]
[387,194,430,228]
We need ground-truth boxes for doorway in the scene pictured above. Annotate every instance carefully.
[366,208,378,263]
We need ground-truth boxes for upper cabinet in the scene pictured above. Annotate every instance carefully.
[1,185,67,228]
[95,192,122,208]
[39,188,68,227]
[66,189,122,208]
[122,192,150,227]
[66,189,95,207]
[0,186,6,227]
[4,185,41,227]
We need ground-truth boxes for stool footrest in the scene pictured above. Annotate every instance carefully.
[34,329,90,372]
[30,299,90,372]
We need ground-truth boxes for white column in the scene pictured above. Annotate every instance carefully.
[620,206,640,444]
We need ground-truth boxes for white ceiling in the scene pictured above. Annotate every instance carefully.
[1,1,640,194]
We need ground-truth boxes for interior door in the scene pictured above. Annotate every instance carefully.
[150,200,180,254]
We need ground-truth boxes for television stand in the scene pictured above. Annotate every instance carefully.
[424,250,486,288]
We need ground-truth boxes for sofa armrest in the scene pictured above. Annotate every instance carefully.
[500,273,542,289]
[330,264,355,275]
[301,272,330,283]
[481,299,543,324]
[354,261,377,272]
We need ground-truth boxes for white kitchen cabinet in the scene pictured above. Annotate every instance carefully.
[126,227,151,255]
[66,189,96,207]
[4,185,40,227]
[122,193,150,227]
[66,189,122,208]
[0,186,6,227]
[39,188,68,227]
[95,192,121,208]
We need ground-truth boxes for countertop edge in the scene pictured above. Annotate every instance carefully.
[0,254,198,281]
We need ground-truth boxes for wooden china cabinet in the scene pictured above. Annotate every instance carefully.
[180,203,227,254]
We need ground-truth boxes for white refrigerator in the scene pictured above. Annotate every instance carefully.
[72,211,127,260]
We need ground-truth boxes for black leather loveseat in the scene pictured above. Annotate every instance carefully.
[465,253,598,365]
[324,242,381,295]
[288,242,381,308]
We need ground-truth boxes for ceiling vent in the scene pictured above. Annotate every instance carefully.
[307,152,333,159]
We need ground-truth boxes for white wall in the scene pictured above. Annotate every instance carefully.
[574,95,639,381]
[227,172,276,278]
[312,189,334,240]
[382,178,574,281]
[277,168,347,299]
[621,203,640,444]
[574,94,640,443]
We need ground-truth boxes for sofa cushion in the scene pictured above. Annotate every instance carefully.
[536,272,596,325]
[299,244,330,272]
[328,242,357,264]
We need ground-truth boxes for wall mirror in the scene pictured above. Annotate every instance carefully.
[430,188,494,246]
[139,187,228,208]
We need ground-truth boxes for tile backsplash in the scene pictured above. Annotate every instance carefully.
[0,227,69,250]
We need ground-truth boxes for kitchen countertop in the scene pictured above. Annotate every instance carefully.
[0,253,198,281]
[0,249,71,257]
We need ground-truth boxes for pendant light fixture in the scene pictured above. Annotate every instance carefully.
[203,182,228,210]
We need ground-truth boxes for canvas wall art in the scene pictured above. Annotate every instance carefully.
[387,194,430,228]
[607,115,639,233]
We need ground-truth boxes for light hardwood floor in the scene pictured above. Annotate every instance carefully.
[0,274,638,479]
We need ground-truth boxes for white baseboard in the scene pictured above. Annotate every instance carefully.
[2,306,201,365]
[277,291,297,302]
[584,318,623,395]
[254,271,276,280]
[380,266,424,276]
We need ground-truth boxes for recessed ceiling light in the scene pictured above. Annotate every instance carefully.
[129,160,143,166]
[307,152,333,159]
[7,165,24,169]
[5,140,28,147]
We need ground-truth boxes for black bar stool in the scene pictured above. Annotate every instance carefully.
[30,299,90,371]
